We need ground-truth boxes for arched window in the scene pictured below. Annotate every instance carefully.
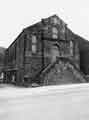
[52,27,58,39]
[32,35,37,53]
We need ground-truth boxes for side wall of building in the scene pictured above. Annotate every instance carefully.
[4,32,25,85]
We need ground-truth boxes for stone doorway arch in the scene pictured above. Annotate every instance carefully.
[50,43,60,63]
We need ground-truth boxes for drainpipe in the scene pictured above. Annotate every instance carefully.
[41,19,45,71]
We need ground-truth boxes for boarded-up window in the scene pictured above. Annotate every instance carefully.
[32,35,37,53]
[59,21,66,40]
[52,27,58,39]
[70,41,73,55]
[51,17,60,25]
[51,45,59,62]
[25,34,31,51]
[53,17,58,24]
[24,34,32,56]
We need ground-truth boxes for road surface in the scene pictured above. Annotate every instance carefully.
[0,83,89,120]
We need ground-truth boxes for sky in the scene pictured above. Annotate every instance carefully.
[0,0,89,48]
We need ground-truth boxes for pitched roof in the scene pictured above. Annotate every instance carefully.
[24,14,66,31]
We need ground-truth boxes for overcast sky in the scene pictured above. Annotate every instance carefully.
[0,0,89,48]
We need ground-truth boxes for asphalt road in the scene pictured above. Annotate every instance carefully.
[0,83,89,120]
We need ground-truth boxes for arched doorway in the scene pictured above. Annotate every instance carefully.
[50,43,59,63]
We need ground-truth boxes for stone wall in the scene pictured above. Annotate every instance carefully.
[4,14,81,85]
[39,58,86,86]
[23,15,80,84]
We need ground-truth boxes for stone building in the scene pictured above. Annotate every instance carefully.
[0,47,5,82]
[4,15,86,86]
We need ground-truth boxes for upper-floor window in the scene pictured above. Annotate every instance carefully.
[51,17,60,25]
[52,27,58,39]
[53,17,58,25]
[24,34,31,52]
[61,22,66,34]
[32,35,37,53]
[70,41,73,55]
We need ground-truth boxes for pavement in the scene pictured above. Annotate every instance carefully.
[0,84,15,88]
[0,83,89,120]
